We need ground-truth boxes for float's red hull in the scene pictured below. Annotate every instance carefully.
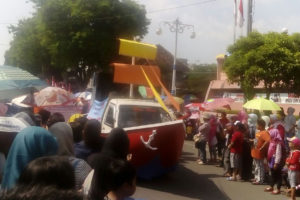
[124,120,185,179]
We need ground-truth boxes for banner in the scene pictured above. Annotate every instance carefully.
[119,39,157,60]
[87,98,108,121]
[140,68,169,113]
[150,67,180,112]
[112,63,161,86]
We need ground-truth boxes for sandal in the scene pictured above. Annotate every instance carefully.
[223,173,231,177]
[264,187,273,192]
[271,190,280,195]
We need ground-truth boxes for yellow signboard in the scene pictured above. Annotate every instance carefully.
[119,39,157,60]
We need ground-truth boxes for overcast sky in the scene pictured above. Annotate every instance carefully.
[1,0,300,65]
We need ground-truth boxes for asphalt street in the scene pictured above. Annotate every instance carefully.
[133,141,286,200]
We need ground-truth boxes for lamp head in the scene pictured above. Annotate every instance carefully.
[281,27,288,34]
[156,27,162,35]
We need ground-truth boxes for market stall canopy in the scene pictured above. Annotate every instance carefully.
[0,65,47,100]
[243,98,281,111]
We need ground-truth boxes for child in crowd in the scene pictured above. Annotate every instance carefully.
[251,119,270,185]
[264,129,285,194]
[286,137,300,200]
[227,121,244,181]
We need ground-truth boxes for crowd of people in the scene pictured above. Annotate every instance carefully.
[0,109,138,200]
[193,107,300,199]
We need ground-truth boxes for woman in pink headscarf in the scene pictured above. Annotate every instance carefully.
[264,129,285,194]
[208,115,218,163]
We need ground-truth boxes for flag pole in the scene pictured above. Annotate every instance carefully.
[233,0,237,42]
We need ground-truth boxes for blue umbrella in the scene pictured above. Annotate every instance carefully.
[0,65,48,100]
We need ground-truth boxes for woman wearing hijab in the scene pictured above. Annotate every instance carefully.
[83,128,130,198]
[269,114,285,140]
[284,107,296,139]
[248,113,258,139]
[264,129,285,194]
[74,120,104,161]
[261,116,271,129]
[49,122,91,190]
[1,127,58,190]
[99,128,130,161]
[208,116,218,163]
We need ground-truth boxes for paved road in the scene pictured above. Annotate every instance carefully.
[133,141,285,200]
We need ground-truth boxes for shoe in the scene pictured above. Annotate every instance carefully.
[226,177,237,181]
[264,187,273,192]
[271,190,280,195]
[198,161,206,165]
[252,181,263,185]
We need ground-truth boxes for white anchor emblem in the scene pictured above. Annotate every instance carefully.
[140,130,158,150]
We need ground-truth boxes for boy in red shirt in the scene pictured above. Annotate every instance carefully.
[227,121,244,181]
[286,136,300,200]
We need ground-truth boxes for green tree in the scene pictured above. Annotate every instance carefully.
[224,31,300,100]
[183,63,217,101]
[5,0,149,86]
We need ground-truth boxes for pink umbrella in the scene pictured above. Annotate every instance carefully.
[203,98,234,111]
[185,103,206,111]
[35,87,75,107]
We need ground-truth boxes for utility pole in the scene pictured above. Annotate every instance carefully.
[247,0,253,36]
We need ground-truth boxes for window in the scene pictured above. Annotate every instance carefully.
[118,105,171,128]
[104,106,114,127]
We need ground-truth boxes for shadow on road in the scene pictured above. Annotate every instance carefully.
[137,151,230,200]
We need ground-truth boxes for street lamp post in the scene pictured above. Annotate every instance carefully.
[157,18,195,96]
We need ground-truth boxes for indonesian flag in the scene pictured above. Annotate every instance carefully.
[238,0,244,27]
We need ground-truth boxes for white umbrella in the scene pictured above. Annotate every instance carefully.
[11,95,31,108]
[0,116,28,132]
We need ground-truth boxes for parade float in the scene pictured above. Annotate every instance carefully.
[88,39,185,179]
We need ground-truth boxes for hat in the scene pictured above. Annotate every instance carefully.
[202,113,211,119]
[287,137,300,147]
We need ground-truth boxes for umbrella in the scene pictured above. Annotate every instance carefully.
[35,87,75,107]
[74,91,92,101]
[203,98,234,111]
[11,95,31,108]
[243,98,281,111]
[0,116,29,132]
[185,103,205,111]
[0,65,47,100]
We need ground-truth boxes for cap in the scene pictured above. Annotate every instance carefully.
[287,137,300,147]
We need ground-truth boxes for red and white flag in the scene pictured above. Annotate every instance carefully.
[238,0,244,27]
